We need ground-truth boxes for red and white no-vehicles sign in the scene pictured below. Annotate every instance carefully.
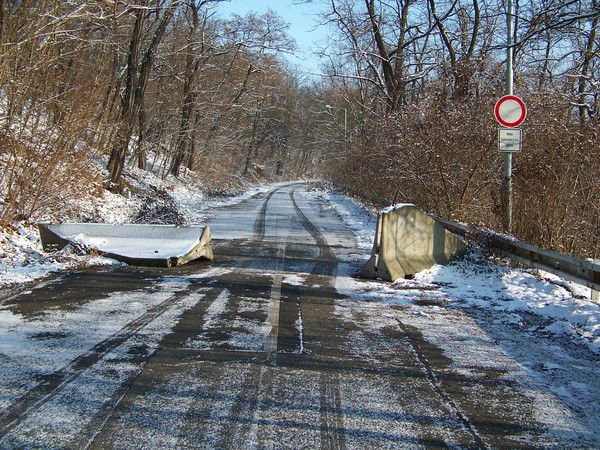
[494,95,527,127]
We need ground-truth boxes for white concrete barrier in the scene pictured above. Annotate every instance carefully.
[38,223,213,267]
[360,204,466,281]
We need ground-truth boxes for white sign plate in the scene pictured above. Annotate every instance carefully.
[498,128,522,152]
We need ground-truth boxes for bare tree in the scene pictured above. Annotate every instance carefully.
[107,0,181,184]
[429,0,489,100]
[323,0,437,111]
[515,0,600,121]
[168,9,296,177]
[574,0,599,122]
[168,1,223,176]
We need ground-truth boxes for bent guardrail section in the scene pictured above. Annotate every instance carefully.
[38,223,213,267]
[432,215,600,293]
[360,205,467,281]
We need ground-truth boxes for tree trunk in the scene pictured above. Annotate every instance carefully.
[170,2,212,177]
[578,8,598,123]
[108,1,179,184]
[137,105,147,170]
[169,87,196,176]
[365,0,397,111]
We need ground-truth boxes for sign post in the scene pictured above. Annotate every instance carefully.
[501,0,516,234]
[495,94,526,233]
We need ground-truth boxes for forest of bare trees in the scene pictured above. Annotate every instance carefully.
[0,0,598,258]
[319,0,599,258]
[0,0,317,220]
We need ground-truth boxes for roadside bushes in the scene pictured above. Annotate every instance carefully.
[0,3,109,225]
[331,96,599,259]
[0,131,94,224]
[512,95,599,257]
[0,76,102,224]
[335,98,501,224]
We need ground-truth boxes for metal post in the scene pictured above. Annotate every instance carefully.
[593,260,600,302]
[503,0,514,233]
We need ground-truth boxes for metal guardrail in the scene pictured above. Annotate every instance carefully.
[432,215,600,293]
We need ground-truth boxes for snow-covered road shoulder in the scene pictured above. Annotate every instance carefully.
[414,261,599,352]
[298,187,600,355]
[0,222,119,288]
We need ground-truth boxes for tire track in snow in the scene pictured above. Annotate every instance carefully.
[0,280,203,440]
[198,184,347,448]
[289,189,337,280]
[290,188,347,449]
[397,320,489,449]
[252,188,278,242]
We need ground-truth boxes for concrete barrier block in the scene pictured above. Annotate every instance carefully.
[360,205,466,281]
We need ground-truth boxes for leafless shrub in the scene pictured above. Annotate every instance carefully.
[334,99,500,218]
[0,3,108,223]
[331,94,599,259]
[0,117,97,223]
[512,95,599,257]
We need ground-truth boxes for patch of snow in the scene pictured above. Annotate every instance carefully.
[0,222,119,288]
[380,202,415,214]
[0,276,203,447]
[283,274,305,286]
[409,260,600,353]
[185,286,271,353]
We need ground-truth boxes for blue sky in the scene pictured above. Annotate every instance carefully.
[214,0,329,76]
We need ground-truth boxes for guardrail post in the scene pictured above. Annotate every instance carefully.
[592,259,600,302]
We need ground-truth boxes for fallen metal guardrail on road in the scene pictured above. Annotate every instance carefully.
[432,216,600,294]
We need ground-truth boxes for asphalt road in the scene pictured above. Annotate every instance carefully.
[0,183,597,448]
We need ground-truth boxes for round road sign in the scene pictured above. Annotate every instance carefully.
[494,95,527,127]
